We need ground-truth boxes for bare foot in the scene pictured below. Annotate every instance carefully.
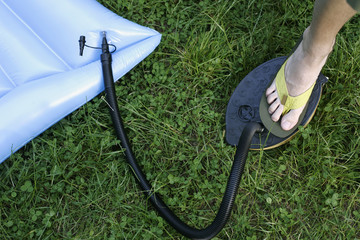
[265,27,334,130]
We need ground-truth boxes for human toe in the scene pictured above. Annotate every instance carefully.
[265,81,276,97]
[268,98,281,114]
[280,108,303,131]
[266,91,279,105]
[270,104,283,122]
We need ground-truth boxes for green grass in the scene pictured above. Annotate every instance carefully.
[1,0,360,239]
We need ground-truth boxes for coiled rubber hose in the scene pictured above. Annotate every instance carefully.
[101,33,263,240]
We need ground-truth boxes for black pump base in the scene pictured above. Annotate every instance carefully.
[225,56,328,150]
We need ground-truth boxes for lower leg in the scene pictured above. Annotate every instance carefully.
[305,0,357,58]
[266,0,357,130]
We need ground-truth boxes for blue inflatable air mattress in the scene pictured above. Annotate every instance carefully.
[0,0,161,163]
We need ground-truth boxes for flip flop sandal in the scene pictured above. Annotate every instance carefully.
[259,58,316,138]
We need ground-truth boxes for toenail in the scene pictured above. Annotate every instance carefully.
[282,121,291,130]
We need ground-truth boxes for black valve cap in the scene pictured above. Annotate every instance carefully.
[79,35,86,56]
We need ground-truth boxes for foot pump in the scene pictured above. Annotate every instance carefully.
[79,32,327,239]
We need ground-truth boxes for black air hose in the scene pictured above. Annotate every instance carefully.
[100,32,263,240]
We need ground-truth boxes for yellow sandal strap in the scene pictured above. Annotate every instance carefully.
[275,59,316,114]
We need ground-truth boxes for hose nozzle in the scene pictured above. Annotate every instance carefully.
[101,31,109,54]
[79,35,86,56]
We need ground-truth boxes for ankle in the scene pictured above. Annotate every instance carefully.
[302,26,335,61]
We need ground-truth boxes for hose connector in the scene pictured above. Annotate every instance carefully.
[79,35,86,56]
[101,31,110,54]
